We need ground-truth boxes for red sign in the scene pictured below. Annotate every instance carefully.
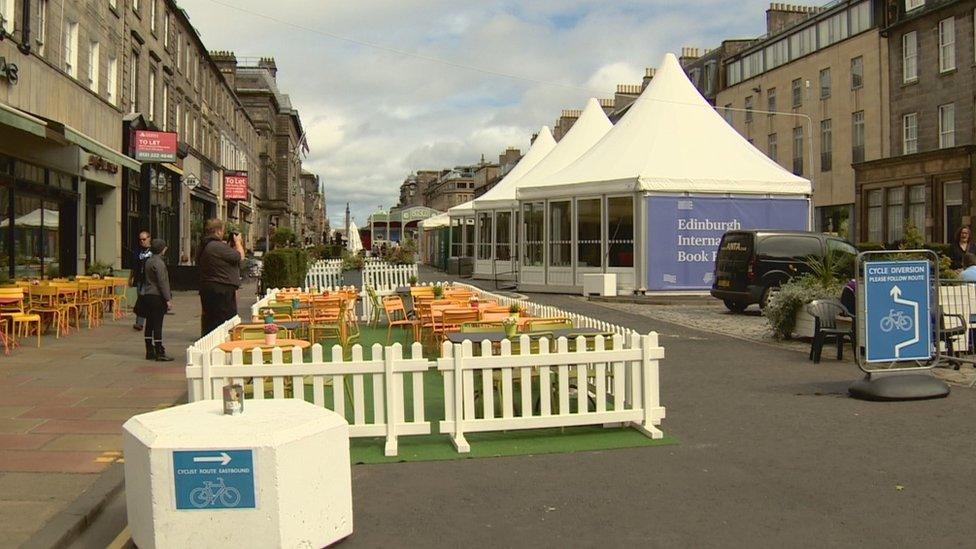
[132,130,178,162]
[224,171,249,200]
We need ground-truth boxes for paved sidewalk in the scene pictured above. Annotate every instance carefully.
[0,283,254,547]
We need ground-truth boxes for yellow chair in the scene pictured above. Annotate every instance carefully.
[0,288,42,347]
[28,285,65,338]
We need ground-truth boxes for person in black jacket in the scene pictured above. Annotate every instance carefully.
[143,239,174,361]
[197,219,244,337]
[949,226,976,270]
[129,230,152,330]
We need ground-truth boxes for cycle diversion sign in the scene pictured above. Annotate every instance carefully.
[173,449,256,510]
[864,260,932,363]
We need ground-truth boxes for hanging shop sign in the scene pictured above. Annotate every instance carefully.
[132,130,178,162]
[223,170,249,200]
[0,57,19,85]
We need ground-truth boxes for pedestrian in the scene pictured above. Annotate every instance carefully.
[949,226,975,270]
[142,238,174,361]
[961,254,976,282]
[129,230,152,331]
[197,219,244,337]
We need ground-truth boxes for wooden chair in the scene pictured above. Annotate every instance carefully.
[410,286,435,300]
[382,296,420,343]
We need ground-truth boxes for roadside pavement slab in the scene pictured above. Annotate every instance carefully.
[41,435,124,452]
[31,419,125,435]
[75,396,176,409]
[0,450,107,473]
[17,407,98,420]
[87,407,153,421]
[0,406,32,419]
[0,434,57,450]
[0,471,95,502]
[0,418,46,434]
[0,500,62,545]
[0,374,34,386]
[122,386,190,398]
[58,387,130,398]
[0,395,85,407]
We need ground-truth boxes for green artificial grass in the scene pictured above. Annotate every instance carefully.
[283,325,675,463]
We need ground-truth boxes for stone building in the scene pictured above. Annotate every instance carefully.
[854,0,976,245]
[214,54,306,250]
[425,165,475,211]
[397,169,439,208]
[299,170,325,245]
[716,0,889,237]
[682,40,754,105]
[471,156,500,198]
[0,0,140,277]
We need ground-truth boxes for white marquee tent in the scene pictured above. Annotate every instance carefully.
[517,52,811,294]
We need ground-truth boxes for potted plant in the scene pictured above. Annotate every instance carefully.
[765,252,848,339]
[408,275,418,286]
[502,315,518,338]
[432,284,443,299]
[263,323,279,346]
[262,308,275,324]
[508,303,522,317]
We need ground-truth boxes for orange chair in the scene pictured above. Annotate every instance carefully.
[28,285,65,338]
[0,288,42,347]
[438,309,481,341]
[382,296,420,343]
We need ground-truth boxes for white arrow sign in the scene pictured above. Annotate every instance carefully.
[890,285,920,359]
[193,452,232,466]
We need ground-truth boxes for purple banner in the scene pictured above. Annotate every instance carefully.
[646,195,809,290]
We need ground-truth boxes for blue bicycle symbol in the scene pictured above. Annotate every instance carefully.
[879,309,913,333]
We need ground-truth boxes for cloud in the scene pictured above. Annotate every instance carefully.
[180,0,773,224]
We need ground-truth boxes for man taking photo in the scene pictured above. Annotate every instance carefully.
[197,219,244,336]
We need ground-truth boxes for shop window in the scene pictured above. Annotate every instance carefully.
[887,187,904,243]
[522,202,543,267]
[607,197,633,268]
[549,201,571,267]
[495,211,511,261]
[477,212,492,259]
[867,189,883,243]
[576,198,601,268]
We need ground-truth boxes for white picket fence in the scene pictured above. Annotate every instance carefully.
[187,342,431,456]
[437,333,664,453]
[305,259,344,289]
[185,316,241,402]
[362,262,418,291]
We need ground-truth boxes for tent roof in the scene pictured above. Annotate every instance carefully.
[480,99,611,209]
[420,213,450,229]
[447,199,475,217]
[471,126,556,211]
[519,53,811,200]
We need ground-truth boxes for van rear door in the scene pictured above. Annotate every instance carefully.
[713,232,753,292]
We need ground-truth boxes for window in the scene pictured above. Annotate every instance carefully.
[820,119,832,172]
[905,0,925,11]
[175,100,181,136]
[64,22,79,78]
[867,189,883,243]
[607,197,633,267]
[549,201,571,267]
[107,57,118,105]
[577,198,601,268]
[760,236,821,259]
[704,61,716,95]
[176,35,181,70]
[908,184,925,233]
[819,68,830,99]
[902,113,917,154]
[852,111,865,163]
[850,1,871,34]
[767,87,776,113]
[164,13,169,47]
[727,60,742,86]
[887,187,904,243]
[148,68,156,121]
[109,0,117,8]
[150,0,156,33]
[87,41,99,90]
[133,0,139,14]
[945,181,963,242]
[0,0,14,33]
[477,212,492,259]
[450,219,462,258]
[36,0,47,56]
[902,32,917,82]
[939,103,955,148]
[939,17,955,72]
[161,85,168,131]
[129,50,138,113]
[464,220,474,258]
[791,78,802,107]
[768,133,778,162]
[851,57,863,89]
[788,26,816,60]
[765,39,788,70]
[495,211,511,261]
[723,104,733,125]
[792,126,803,175]
[523,202,543,266]
[744,96,753,123]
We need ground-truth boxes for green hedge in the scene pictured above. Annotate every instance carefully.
[261,247,310,289]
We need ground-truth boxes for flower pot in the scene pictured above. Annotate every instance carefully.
[264,315,274,324]
[504,323,517,338]
[264,333,277,346]
[793,308,816,339]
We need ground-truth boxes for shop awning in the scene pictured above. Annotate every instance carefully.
[161,162,183,175]
[0,103,49,139]
[62,125,142,172]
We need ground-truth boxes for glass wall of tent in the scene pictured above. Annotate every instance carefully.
[517,194,636,291]
[450,218,463,258]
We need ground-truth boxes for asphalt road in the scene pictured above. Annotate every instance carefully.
[345,293,976,548]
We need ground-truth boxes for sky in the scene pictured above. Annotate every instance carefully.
[180,0,776,227]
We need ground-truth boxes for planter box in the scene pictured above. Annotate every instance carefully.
[583,274,617,297]
[793,309,816,339]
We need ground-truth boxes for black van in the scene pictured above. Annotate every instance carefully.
[710,230,857,312]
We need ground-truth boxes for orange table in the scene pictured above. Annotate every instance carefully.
[217,339,311,353]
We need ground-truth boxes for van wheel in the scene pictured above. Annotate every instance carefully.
[723,299,748,313]
[759,286,778,311]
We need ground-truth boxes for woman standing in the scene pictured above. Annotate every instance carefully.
[949,226,975,270]
[143,239,174,361]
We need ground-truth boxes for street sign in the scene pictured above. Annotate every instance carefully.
[173,449,256,510]
[864,260,932,363]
